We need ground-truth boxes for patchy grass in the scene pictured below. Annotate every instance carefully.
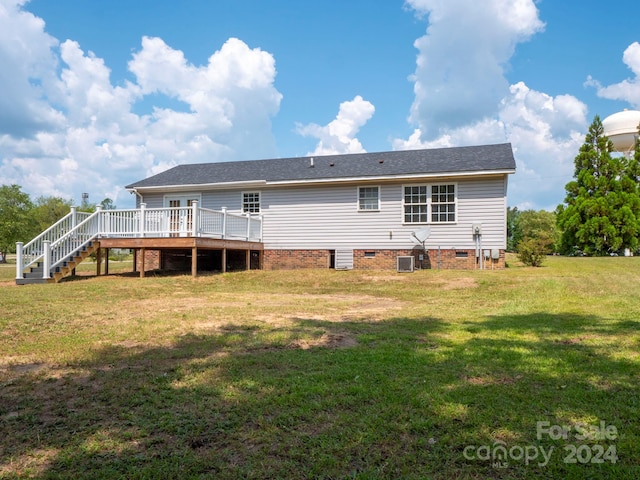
[1,255,639,478]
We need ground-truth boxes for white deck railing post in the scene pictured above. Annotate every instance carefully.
[95,206,103,237]
[139,203,146,238]
[42,240,51,280]
[245,213,251,240]
[221,207,227,239]
[191,201,199,237]
[16,242,23,280]
[70,206,77,230]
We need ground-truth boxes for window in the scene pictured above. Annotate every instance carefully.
[431,184,456,222]
[403,185,428,223]
[242,192,260,213]
[403,184,456,223]
[358,186,379,211]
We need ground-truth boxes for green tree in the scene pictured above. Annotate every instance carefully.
[32,196,73,232]
[100,198,116,210]
[506,206,521,252]
[0,185,35,262]
[556,115,640,255]
[517,210,559,254]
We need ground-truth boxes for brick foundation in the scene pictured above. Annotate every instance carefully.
[135,249,161,272]
[263,249,330,269]
[263,249,505,270]
[136,248,505,271]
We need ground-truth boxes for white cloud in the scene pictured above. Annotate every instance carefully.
[296,95,375,156]
[0,1,282,207]
[588,42,640,108]
[396,82,588,210]
[0,0,63,136]
[395,0,590,210]
[404,0,544,139]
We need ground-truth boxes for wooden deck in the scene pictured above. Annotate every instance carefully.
[17,203,263,284]
[97,237,263,278]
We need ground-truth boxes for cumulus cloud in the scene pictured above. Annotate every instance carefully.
[405,0,544,139]
[296,95,375,156]
[0,0,63,136]
[394,0,591,209]
[395,81,588,210]
[0,1,282,207]
[587,42,640,108]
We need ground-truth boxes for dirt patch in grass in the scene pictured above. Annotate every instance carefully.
[464,374,523,386]
[442,277,477,290]
[291,332,358,350]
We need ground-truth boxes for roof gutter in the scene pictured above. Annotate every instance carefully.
[265,169,516,186]
[125,169,515,192]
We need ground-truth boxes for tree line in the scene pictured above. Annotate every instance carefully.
[510,115,640,265]
[0,189,114,263]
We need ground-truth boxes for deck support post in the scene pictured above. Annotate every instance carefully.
[105,248,109,275]
[221,248,227,273]
[140,248,146,278]
[246,249,251,271]
[133,249,137,273]
[16,242,23,280]
[97,248,102,276]
[192,246,198,277]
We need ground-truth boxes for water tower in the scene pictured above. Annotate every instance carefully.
[602,109,640,157]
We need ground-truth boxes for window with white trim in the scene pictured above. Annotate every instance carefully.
[403,184,456,223]
[242,192,261,213]
[403,185,428,223]
[431,184,456,222]
[358,186,379,211]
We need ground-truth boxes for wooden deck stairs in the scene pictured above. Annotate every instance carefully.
[16,241,100,285]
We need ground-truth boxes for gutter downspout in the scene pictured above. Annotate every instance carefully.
[131,188,144,207]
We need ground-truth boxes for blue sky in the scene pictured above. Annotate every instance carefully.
[1,0,640,210]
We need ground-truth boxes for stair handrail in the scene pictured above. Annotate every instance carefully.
[17,207,87,275]
[48,209,101,273]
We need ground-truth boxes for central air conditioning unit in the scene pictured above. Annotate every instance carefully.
[397,256,415,273]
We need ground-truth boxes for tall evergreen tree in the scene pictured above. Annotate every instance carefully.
[556,115,640,255]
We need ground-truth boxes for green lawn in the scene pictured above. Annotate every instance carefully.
[1,256,639,478]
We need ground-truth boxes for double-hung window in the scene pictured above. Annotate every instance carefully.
[431,184,456,222]
[403,184,456,223]
[403,186,428,223]
[358,186,380,211]
[242,192,260,214]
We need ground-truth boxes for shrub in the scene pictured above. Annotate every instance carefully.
[517,239,546,267]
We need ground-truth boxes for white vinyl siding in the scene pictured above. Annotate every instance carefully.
[140,176,509,250]
[260,177,507,250]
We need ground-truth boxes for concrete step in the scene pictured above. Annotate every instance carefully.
[16,278,50,285]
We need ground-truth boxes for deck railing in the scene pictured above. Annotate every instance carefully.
[16,202,262,280]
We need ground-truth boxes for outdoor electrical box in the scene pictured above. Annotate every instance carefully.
[472,223,482,235]
[491,249,500,260]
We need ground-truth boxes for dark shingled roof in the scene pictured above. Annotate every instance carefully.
[126,143,515,189]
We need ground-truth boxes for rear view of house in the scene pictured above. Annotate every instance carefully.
[126,143,515,271]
